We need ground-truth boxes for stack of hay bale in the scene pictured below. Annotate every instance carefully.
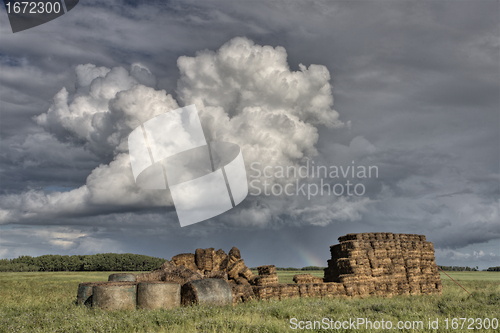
[254,265,279,285]
[77,233,443,310]
[251,265,279,300]
[250,265,303,300]
[324,233,442,297]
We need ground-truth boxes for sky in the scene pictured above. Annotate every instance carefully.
[0,0,498,270]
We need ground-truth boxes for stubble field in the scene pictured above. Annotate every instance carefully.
[0,271,498,332]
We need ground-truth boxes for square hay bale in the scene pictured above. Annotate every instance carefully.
[231,284,254,304]
[293,274,314,284]
[338,275,358,284]
[340,240,362,251]
[227,259,247,279]
[257,265,277,276]
[228,247,241,261]
[409,282,421,295]
[374,283,388,293]
[356,283,370,296]
[325,283,337,294]
[387,282,398,294]
[356,258,370,266]
[239,267,254,280]
[343,283,357,297]
[380,257,392,266]
[235,277,250,285]
[397,282,410,295]
[254,274,279,286]
[308,283,321,297]
[371,268,384,277]
[346,250,367,258]
[407,267,421,275]
[252,286,266,300]
[213,249,228,271]
[405,258,421,268]
[392,258,405,265]
[318,283,329,297]
[298,284,310,297]
[195,248,215,272]
[374,249,387,259]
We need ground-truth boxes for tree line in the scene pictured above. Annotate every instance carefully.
[250,266,326,271]
[0,253,166,272]
[486,266,500,271]
[438,265,478,271]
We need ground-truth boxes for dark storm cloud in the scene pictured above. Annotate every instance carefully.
[0,0,498,268]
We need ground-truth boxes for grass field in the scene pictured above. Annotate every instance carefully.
[0,271,498,332]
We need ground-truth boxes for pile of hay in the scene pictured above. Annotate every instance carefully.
[136,246,257,304]
[137,247,256,304]
[136,261,203,284]
[323,232,442,296]
[77,233,443,310]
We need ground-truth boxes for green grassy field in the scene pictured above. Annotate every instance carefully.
[0,271,498,332]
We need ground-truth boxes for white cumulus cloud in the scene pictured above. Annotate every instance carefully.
[1,37,358,227]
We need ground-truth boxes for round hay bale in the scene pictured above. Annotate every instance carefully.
[137,282,181,309]
[108,273,137,282]
[76,282,95,305]
[92,283,137,310]
[181,278,232,306]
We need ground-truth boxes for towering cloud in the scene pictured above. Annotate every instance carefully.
[1,37,348,224]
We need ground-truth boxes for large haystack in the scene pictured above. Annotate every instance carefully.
[323,232,442,296]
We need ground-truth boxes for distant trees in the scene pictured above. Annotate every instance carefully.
[301,266,326,271]
[250,266,326,271]
[486,266,500,271]
[438,265,478,272]
[0,254,166,272]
